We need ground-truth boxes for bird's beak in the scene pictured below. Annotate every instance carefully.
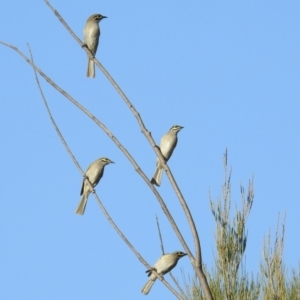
[110,160,115,164]
[102,16,108,19]
[181,253,187,257]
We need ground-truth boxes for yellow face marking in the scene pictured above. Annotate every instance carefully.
[101,158,113,164]
[176,251,186,257]
[171,125,183,131]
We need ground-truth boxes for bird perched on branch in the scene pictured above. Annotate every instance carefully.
[83,14,107,78]
[141,251,187,295]
[75,157,114,215]
[151,125,183,186]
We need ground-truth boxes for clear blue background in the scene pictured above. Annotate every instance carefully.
[1,1,299,299]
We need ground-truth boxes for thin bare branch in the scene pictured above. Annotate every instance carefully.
[41,3,212,298]
[27,44,83,175]
[156,215,188,297]
[156,215,165,255]
[0,40,192,259]
[26,42,183,300]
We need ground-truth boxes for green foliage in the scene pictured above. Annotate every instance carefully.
[260,215,300,300]
[182,150,300,300]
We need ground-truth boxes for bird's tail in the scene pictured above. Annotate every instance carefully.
[75,193,88,215]
[151,167,163,186]
[141,279,156,295]
[87,58,95,78]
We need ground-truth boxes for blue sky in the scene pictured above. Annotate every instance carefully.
[1,1,300,299]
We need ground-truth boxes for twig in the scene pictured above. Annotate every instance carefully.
[0,39,191,258]
[43,0,199,257]
[26,42,183,300]
[41,5,212,299]
[156,215,189,297]
[27,43,83,175]
[156,215,165,255]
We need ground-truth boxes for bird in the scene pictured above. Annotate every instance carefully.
[83,14,107,78]
[75,157,114,215]
[151,125,183,186]
[141,251,187,295]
